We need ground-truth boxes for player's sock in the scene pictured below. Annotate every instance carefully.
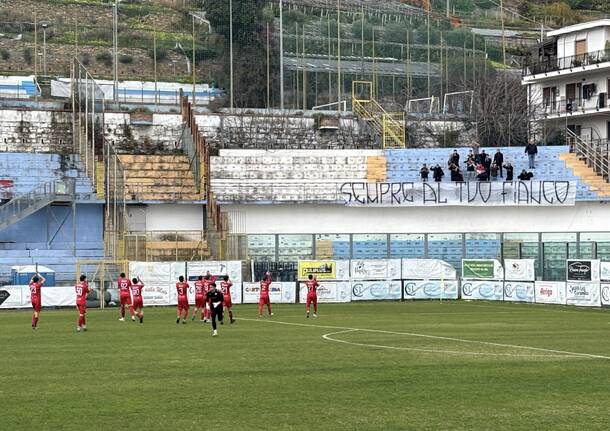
[176,317,180,324]
[82,315,86,326]
[129,306,135,317]
[191,312,196,321]
[229,311,234,323]
[140,315,143,323]
[32,315,36,327]
[120,306,125,319]
[34,316,39,327]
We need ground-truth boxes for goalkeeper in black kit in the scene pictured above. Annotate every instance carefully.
[206,283,224,337]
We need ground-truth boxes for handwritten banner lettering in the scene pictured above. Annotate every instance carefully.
[338,181,575,206]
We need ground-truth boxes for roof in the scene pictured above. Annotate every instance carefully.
[547,19,610,37]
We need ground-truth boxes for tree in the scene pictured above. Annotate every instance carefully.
[206,0,270,107]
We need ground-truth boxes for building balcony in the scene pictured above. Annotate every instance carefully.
[540,95,610,119]
[522,49,610,82]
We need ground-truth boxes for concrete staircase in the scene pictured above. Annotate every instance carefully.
[118,155,201,201]
[560,153,610,197]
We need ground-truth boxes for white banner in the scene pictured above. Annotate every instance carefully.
[504,259,536,282]
[298,281,351,303]
[401,259,457,280]
[566,282,601,307]
[403,280,459,300]
[336,260,350,280]
[0,286,27,308]
[141,285,171,306]
[350,259,401,280]
[339,181,576,206]
[601,283,610,306]
[534,281,566,305]
[503,282,535,303]
[460,280,504,301]
[130,261,184,306]
[186,261,243,284]
[600,262,610,281]
[0,285,75,309]
[186,261,243,305]
[243,282,296,304]
[350,280,402,301]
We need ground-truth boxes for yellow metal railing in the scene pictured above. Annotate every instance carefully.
[352,81,405,149]
[117,230,210,262]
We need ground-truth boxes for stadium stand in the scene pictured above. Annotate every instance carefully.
[384,146,599,200]
[0,153,102,284]
[119,155,202,201]
[211,146,604,202]
[196,112,377,150]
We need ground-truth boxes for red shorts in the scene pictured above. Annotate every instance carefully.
[177,298,189,311]
[223,295,232,308]
[77,302,87,314]
[306,294,317,306]
[120,295,132,306]
[259,296,270,306]
[195,295,205,308]
[132,297,143,309]
[31,298,41,312]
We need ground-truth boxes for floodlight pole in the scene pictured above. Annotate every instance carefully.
[279,0,284,110]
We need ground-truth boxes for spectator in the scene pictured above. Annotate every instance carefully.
[490,163,498,180]
[420,164,429,182]
[432,164,444,182]
[483,152,492,173]
[518,169,534,181]
[448,149,460,166]
[494,149,504,178]
[465,151,475,181]
[503,162,514,181]
[472,143,480,163]
[525,141,538,169]
[449,162,461,182]
[477,169,489,181]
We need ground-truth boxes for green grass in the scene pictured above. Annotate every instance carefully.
[1,301,610,430]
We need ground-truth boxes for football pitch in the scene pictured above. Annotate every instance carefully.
[1,301,610,430]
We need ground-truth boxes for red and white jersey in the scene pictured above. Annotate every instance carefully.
[220,280,233,297]
[118,277,131,296]
[194,280,206,296]
[260,279,271,297]
[176,282,189,299]
[75,282,90,303]
[130,283,144,298]
[203,276,217,292]
[305,279,319,294]
[29,282,43,300]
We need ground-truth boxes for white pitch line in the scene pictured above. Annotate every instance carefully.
[239,317,610,360]
[321,330,573,358]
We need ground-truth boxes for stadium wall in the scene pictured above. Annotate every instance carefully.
[132,204,204,231]
[224,202,610,235]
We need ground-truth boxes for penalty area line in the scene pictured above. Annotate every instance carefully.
[239,317,610,360]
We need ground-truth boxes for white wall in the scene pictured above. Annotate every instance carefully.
[145,204,204,231]
[557,27,608,58]
[227,202,610,235]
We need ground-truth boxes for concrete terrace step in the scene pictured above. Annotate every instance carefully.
[127,193,202,201]
[119,155,191,163]
[124,170,195,180]
[122,177,196,186]
[121,162,192,171]
[125,185,199,194]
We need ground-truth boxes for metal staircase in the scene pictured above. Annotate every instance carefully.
[563,129,610,197]
[352,81,406,149]
[0,179,75,231]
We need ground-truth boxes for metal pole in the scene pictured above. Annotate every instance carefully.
[229,0,234,111]
[327,17,332,104]
[295,23,300,109]
[43,25,47,76]
[360,5,364,79]
[192,15,196,106]
[267,22,270,109]
[279,0,284,110]
[153,24,158,110]
[426,9,430,98]
[33,13,37,101]
[113,1,118,103]
[337,0,341,110]
[303,24,307,110]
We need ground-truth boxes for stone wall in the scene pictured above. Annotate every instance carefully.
[104,113,184,154]
[0,109,72,153]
